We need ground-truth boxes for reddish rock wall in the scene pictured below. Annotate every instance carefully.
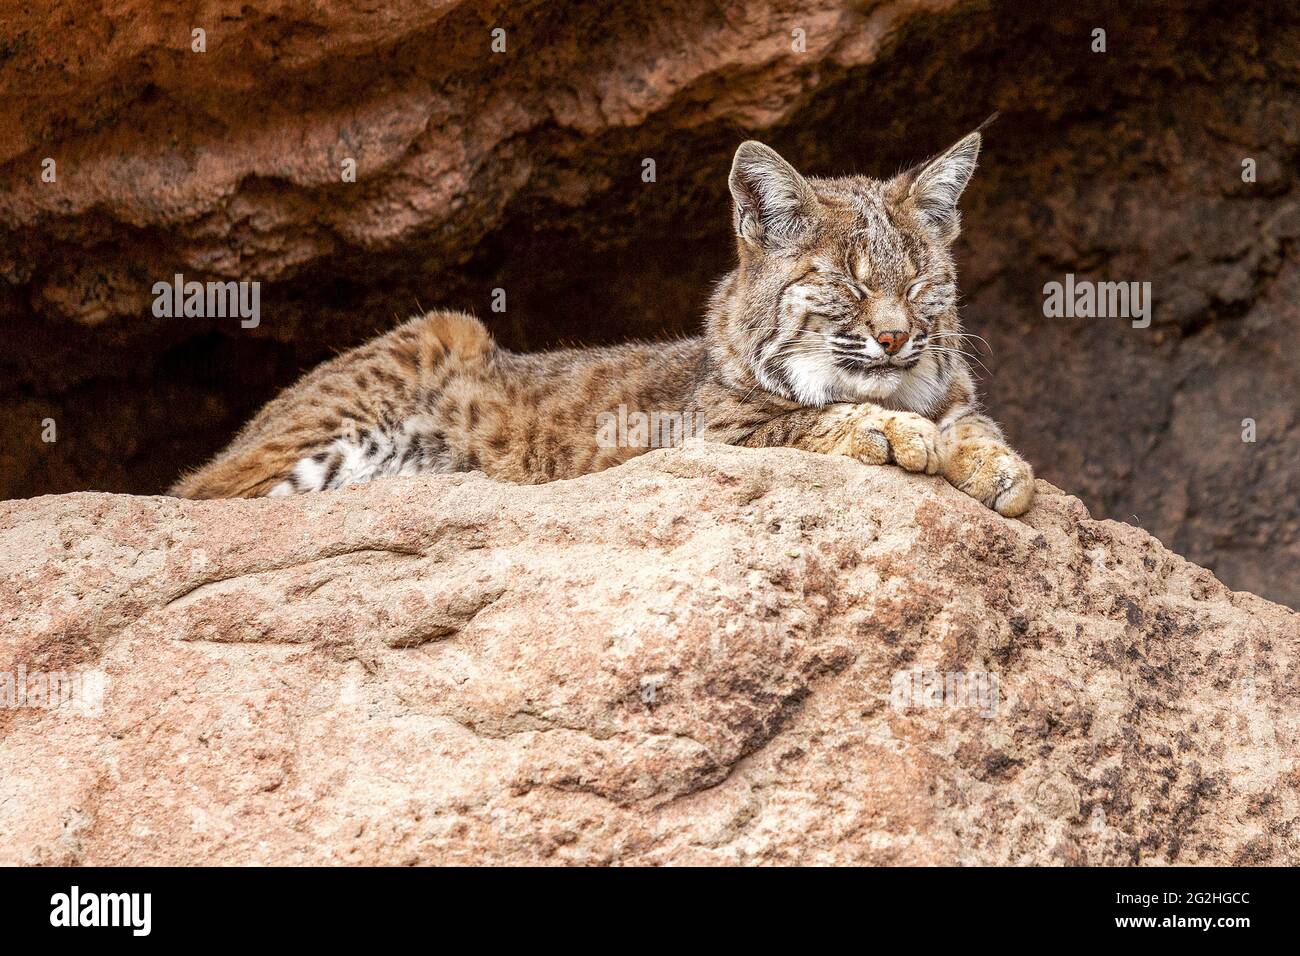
[1,0,1298,605]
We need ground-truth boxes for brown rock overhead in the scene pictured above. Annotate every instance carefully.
[1,0,1298,609]
[1,443,1296,865]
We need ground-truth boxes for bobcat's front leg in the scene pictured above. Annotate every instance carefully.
[741,403,940,475]
[937,408,1034,517]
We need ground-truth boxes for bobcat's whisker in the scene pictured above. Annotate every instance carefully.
[766,339,837,358]
[925,345,992,379]
[930,331,993,355]
[745,326,840,341]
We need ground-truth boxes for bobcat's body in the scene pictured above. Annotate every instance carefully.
[173,131,1035,516]
[171,314,707,497]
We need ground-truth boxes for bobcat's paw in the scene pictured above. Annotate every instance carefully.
[870,410,940,473]
[942,438,1035,517]
[815,405,938,473]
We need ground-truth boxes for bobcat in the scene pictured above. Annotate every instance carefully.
[172,129,1034,517]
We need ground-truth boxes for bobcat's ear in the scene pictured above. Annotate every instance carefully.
[905,131,981,242]
[729,141,817,248]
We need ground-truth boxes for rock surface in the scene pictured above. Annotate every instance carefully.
[1,0,1299,607]
[1,443,1296,865]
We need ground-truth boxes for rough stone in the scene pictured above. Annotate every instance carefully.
[1,443,1296,865]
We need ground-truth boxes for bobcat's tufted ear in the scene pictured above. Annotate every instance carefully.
[729,141,817,248]
[905,131,981,243]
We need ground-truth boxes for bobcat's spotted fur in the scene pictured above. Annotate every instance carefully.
[172,130,1034,517]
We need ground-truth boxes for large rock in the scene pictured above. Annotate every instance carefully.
[1,443,1296,865]
[2,0,1299,607]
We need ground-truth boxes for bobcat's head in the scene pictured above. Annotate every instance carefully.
[714,131,982,410]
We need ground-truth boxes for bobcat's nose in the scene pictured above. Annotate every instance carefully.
[875,330,910,355]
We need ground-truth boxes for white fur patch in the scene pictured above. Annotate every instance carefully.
[786,354,946,410]
[273,417,449,495]
[292,455,328,491]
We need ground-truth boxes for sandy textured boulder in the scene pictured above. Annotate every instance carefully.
[1,443,1296,865]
